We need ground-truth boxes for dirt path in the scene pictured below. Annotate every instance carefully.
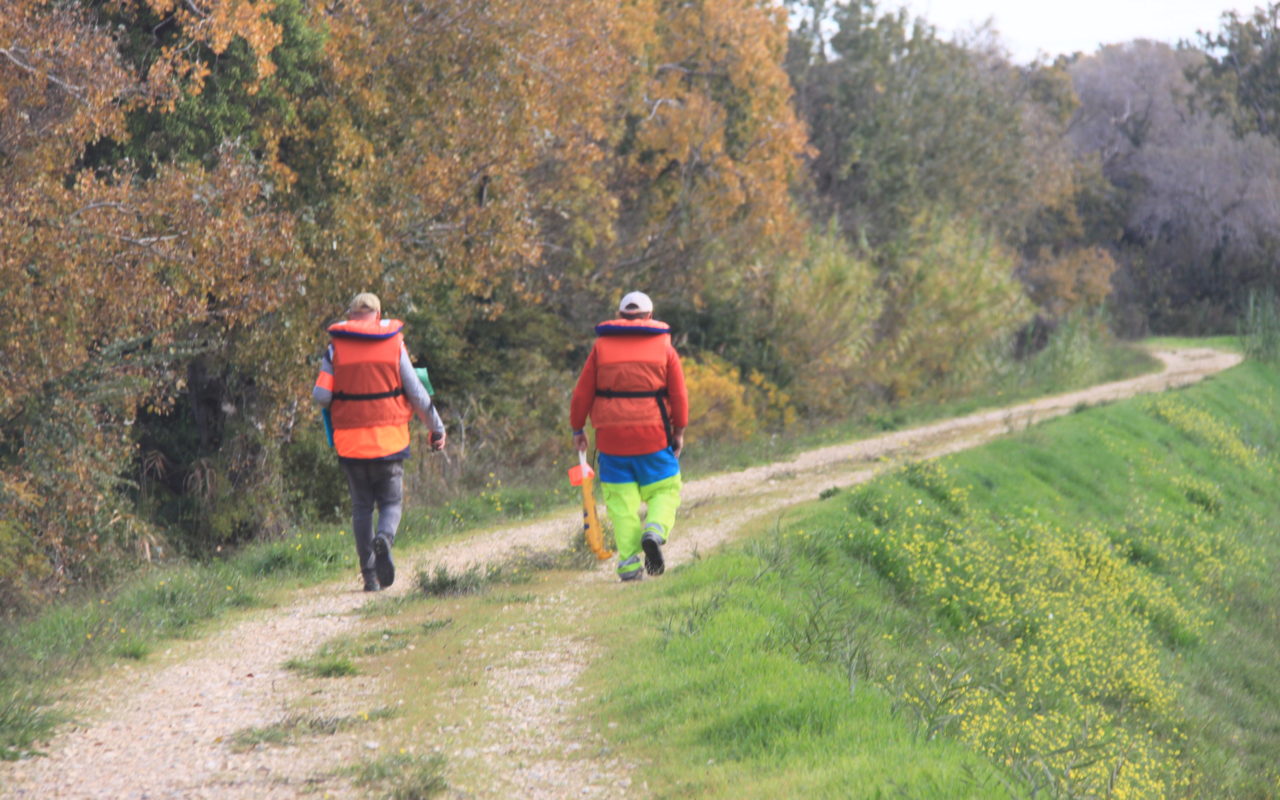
[0,347,1239,799]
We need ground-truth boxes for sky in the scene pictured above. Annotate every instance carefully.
[882,1,1261,64]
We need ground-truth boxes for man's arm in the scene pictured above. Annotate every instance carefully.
[569,347,598,452]
[400,350,446,448]
[667,347,689,457]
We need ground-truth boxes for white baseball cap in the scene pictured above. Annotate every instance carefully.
[618,291,653,313]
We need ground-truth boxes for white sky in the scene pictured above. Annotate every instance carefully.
[883,1,1261,64]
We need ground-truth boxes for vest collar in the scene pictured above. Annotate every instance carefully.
[328,318,404,340]
[595,318,670,337]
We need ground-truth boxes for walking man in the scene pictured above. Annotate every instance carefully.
[313,292,446,591]
[570,291,688,581]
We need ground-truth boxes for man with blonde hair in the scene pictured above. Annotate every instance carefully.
[313,292,446,591]
[570,291,688,581]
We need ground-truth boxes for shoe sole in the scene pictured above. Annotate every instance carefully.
[642,537,665,576]
[373,537,395,588]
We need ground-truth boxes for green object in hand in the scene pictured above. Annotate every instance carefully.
[414,367,435,395]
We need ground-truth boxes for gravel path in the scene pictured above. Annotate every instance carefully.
[0,347,1239,799]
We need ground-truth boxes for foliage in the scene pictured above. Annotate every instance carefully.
[757,221,882,415]
[0,0,812,596]
[1070,40,1280,334]
[1191,3,1280,142]
[788,2,1035,246]
[1238,288,1280,364]
[346,752,449,800]
[869,216,1032,400]
[1020,246,1118,320]
[602,0,809,296]
[682,354,762,444]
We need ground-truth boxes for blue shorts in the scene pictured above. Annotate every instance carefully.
[598,447,680,486]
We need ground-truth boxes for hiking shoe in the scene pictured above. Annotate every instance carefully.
[641,531,665,576]
[372,534,395,588]
[362,572,381,592]
[619,568,643,582]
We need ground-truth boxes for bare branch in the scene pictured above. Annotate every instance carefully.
[0,47,89,106]
[68,202,138,220]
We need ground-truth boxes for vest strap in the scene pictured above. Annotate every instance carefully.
[595,388,673,448]
[333,387,405,401]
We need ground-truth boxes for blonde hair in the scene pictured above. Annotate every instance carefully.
[347,292,381,315]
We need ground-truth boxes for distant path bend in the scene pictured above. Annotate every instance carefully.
[0,346,1240,799]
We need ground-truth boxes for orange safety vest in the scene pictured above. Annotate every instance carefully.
[590,318,674,449]
[326,318,413,459]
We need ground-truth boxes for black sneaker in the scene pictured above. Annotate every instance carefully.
[641,531,665,576]
[362,572,381,592]
[372,534,395,588]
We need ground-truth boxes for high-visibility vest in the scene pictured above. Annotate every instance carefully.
[590,318,674,447]
[326,318,413,459]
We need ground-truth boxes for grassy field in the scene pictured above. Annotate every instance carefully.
[588,357,1280,798]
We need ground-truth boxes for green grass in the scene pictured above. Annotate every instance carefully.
[594,547,1016,799]
[284,653,359,678]
[230,707,397,751]
[344,752,449,799]
[678,335,1162,477]
[594,358,1280,798]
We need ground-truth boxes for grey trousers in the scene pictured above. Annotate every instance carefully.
[340,459,404,574]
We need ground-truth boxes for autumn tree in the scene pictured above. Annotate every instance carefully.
[0,0,311,604]
[600,0,810,305]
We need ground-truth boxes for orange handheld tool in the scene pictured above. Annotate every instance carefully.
[568,451,611,560]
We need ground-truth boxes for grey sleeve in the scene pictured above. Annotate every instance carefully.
[400,350,445,434]
[313,345,334,408]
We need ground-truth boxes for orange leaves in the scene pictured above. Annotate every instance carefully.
[0,1,129,177]
[125,0,283,103]
[323,0,625,303]
[1023,247,1118,318]
[609,0,807,287]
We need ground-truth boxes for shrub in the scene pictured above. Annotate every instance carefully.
[761,222,882,415]
[870,215,1032,400]
[682,354,760,445]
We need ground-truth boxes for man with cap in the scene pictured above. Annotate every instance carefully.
[570,291,688,581]
[313,292,446,592]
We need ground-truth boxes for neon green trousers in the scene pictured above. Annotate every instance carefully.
[602,474,682,577]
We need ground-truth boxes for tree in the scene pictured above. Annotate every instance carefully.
[0,0,307,602]
[788,2,1033,246]
[600,0,810,303]
[1069,40,1280,332]
[1191,2,1280,140]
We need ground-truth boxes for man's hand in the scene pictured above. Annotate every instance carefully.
[671,428,685,458]
[573,431,589,453]
[430,430,447,451]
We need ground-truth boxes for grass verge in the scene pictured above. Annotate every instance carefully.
[590,357,1279,798]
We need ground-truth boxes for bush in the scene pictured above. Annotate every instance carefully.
[1239,288,1280,364]
[761,221,882,415]
[870,215,1032,400]
[282,421,347,523]
[682,354,769,445]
